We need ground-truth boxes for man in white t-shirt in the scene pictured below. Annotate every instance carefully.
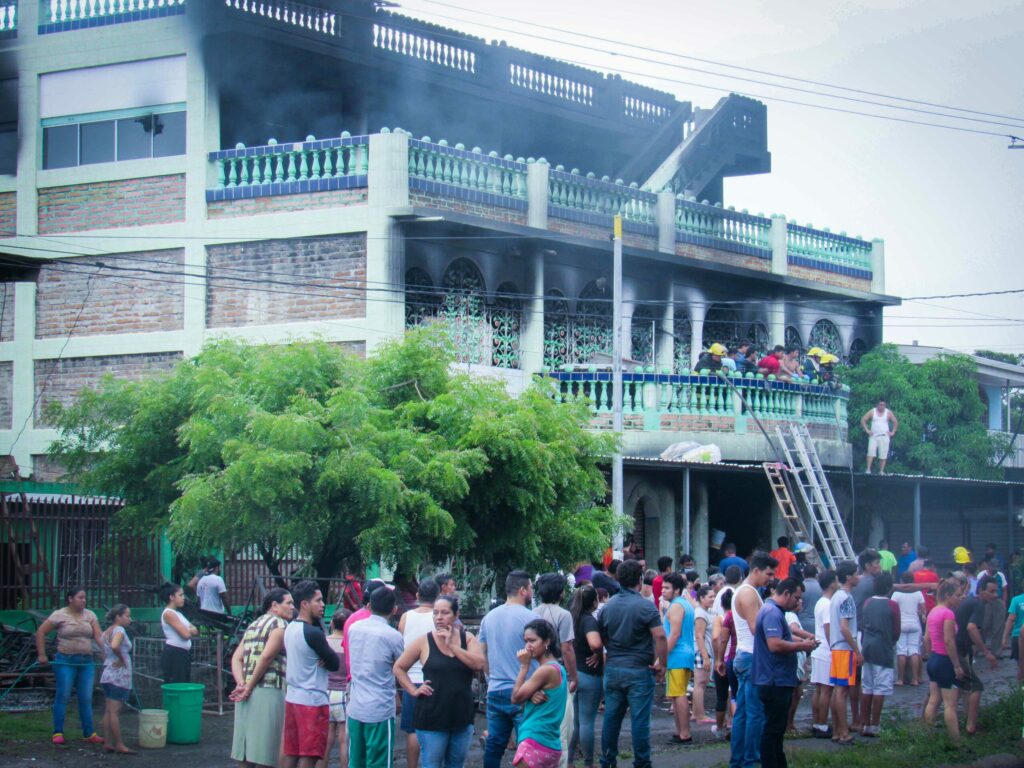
[196,559,230,615]
[860,400,898,475]
[810,570,838,737]
[890,572,926,685]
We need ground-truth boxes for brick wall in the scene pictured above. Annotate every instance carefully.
[0,361,11,429]
[788,264,871,292]
[410,191,528,226]
[34,351,182,426]
[38,174,186,234]
[0,191,15,237]
[35,250,185,338]
[0,283,13,342]
[208,188,368,218]
[206,234,367,328]
[676,241,771,272]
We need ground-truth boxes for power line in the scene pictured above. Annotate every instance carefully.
[413,0,1024,124]
[400,1,1024,131]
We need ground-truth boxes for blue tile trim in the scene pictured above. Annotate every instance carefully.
[38,4,185,34]
[788,255,872,280]
[674,229,772,260]
[409,176,528,210]
[547,204,658,237]
[205,174,368,203]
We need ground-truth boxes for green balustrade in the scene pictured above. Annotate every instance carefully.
[408,139,527,199]
[786,224,872,271]
[675,197,772,252]
[211,134,370,193]
[548,170,657,224]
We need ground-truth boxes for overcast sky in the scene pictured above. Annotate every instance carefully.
[399,0,1024,356]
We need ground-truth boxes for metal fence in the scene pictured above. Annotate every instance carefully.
[132,635,233,715]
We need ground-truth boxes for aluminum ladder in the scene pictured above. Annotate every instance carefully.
[774,422,856,565]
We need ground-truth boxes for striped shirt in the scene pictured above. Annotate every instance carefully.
[241,613,288,689]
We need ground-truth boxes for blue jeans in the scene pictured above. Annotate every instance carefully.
[484,688,523,768]
[53,653,95,737]
[729,652,764,768]
[417,725,474,768]
[600,666,654,768]
[571,672,603,766]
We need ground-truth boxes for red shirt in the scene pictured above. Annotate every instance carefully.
[770,547,797,580]
[914,568,939,613]
[758,355,781,374]
[341,606,371,680]
[652,575,665,603]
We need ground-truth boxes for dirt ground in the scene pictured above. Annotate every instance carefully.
[1,656,1020,768]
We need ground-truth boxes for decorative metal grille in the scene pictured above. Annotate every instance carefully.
[630,305,658,367]
[490,282,522,369]
[848,338,867,366]
[673,310,692,373]
[809,319,842,356]
[747,322,770,352]
[543,290,571,368]
[405,267,440,329]
[702,305,740,350]
[785,326,802,349]
[573,280,612,364]
[442,259,488,364]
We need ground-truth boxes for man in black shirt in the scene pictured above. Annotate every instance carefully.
[598,560,667,768]
[955,576,1000,736]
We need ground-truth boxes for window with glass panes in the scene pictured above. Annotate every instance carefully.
[42,106,185,170]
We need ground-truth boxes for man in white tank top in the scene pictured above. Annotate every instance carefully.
[729,552,777,768]
[398,579,440,768]
[860,400,899,475]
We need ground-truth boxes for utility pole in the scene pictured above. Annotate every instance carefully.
[612,215,624,550]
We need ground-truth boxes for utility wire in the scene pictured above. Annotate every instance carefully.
[413,0,1024,124]
[400,1,1024,130]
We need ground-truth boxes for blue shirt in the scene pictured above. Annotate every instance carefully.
[479,602,539,692]
[753,599,797,687]
[897,551,916,576]
[598,586,662,668]
[664,596,695,670]
[718,556,748,577]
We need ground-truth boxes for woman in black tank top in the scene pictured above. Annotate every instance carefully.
[394,596,486,768]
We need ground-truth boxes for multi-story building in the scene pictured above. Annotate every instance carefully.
[0,0,903,587]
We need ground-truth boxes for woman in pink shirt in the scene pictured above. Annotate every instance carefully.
[923,580,964,740]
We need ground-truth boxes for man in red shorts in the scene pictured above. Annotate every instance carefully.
[283,580,340,768]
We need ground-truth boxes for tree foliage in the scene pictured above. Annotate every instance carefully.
[844,344,1003,478]
[47,330,620,578]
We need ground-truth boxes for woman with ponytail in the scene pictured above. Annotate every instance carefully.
[100,604,135,754]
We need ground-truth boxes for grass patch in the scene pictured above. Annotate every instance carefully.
[785,688,1024,768]
[0,708,80,744]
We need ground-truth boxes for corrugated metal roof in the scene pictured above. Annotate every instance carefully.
[622,455,1024,487]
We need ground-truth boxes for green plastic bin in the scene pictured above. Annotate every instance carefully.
[161,683,205,744]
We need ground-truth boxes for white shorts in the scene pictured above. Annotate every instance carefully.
[861,663,894,696]
[810,656,832,686]
[896,627,921,657]
[867,434,890,459]
[329,689,347,724]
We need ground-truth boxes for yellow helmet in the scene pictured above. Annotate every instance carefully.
[708,343,728,356]
[807,347,825,357]
[953,546,972,565]
[820,353,839,364]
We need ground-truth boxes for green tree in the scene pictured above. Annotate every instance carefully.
[844,344,1003,478]
[47,330,619,579]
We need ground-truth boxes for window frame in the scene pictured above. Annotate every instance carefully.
[41,102,186,170]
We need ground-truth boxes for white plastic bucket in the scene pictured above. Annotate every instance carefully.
[138,708,168,749]
[710,528,726,549]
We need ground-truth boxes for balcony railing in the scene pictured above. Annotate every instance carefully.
[546,368,849,431]
[409,138,528,207]
[676,198,772,257]
[225,0,338,37]
[991,429,1024,470]
[787,223,873,275]
[0,3,15,35]
[40,0,185,31]
[207,133,369,202]
[547,168,658,231]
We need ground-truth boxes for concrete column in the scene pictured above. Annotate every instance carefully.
[769,298,785,348]
[656,191,676,254]
[770,215,788,276]
[368,130,410,208]
[521,250,545,373]
[657,284,674,372]
[527,161,550,230]
[689,301,706,371]
[7,283,37,474]
[692,479,710,575]
[871,239,885,294]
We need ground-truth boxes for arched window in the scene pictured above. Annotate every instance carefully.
[848,338,867,366]
[490,282,522,369]
[747,322,769,353]
[543,290,571,368]
[673,310,692,373]
[809,319,842,357]
[441,259,487,364]
[405,267,439,329]
[573,280,612,364]
[785,326,802,350]
[631,304,658,367]
[702,305,740,350]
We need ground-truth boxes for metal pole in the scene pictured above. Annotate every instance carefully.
[913,482,922,550]
[682,468,691,561]
[612,215,624,550]
[1010,486,1016,557]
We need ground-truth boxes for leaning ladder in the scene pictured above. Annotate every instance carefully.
[762,461,813,547]
[773,422,856,565]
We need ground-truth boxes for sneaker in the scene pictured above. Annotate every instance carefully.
[51,733,65,745]
[82,734,104,744]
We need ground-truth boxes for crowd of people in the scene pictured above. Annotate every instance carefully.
[29,537,1022,768]
[693,342,841,387]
